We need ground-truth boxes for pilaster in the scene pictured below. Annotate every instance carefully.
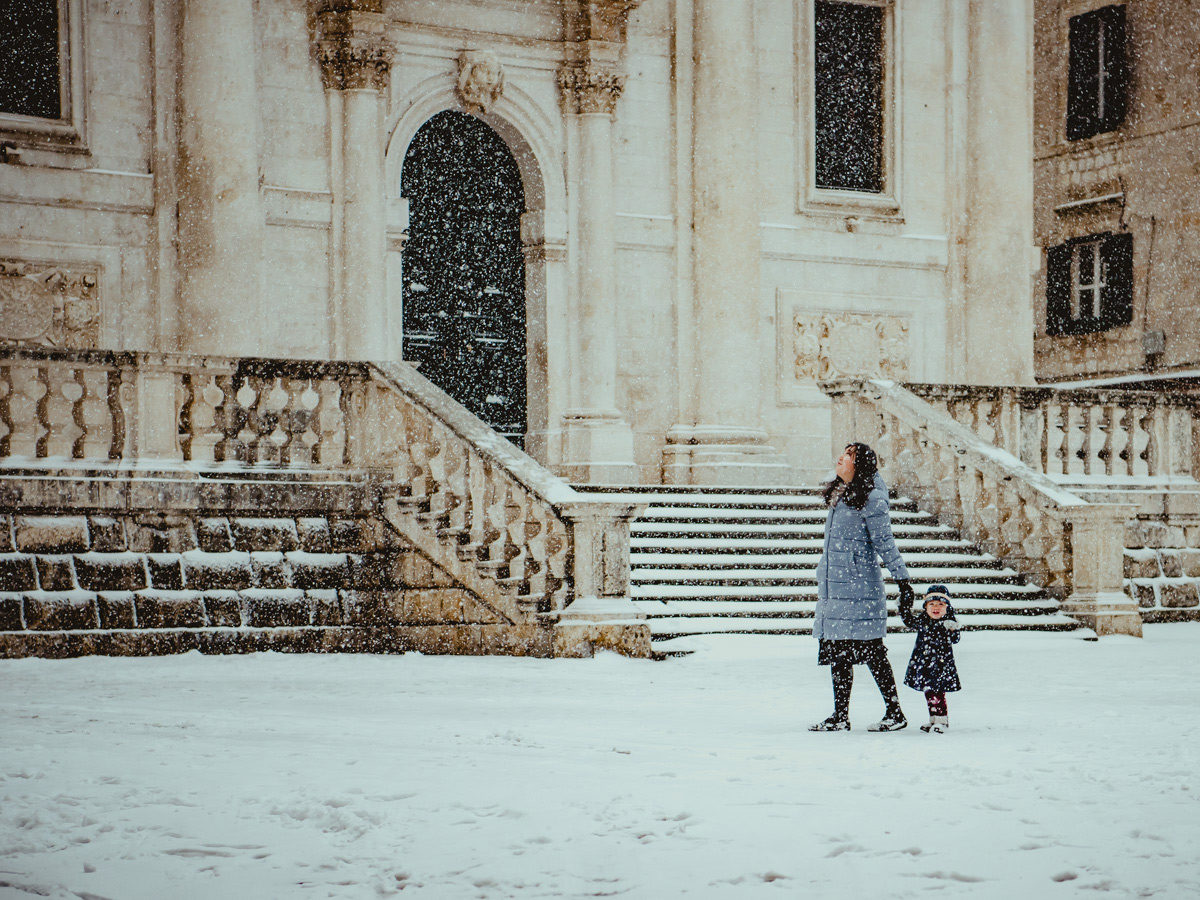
[556,1,640,484]
[175,0,264,356]
[314,0,395,361]
[664,0,789,485]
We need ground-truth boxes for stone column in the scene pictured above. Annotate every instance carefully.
[663,0,789,484]
[557,60,637,484]
[175,0,264,356]
[315,1,394,361]
[961,0,1036,384]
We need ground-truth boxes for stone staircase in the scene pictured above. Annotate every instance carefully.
[578,485,1078,646]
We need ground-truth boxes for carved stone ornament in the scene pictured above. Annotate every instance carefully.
[456,50,505,114]
[316,34,394,91]
[0,260,101,350]
[793,311,909,381]
[557,62,625,115]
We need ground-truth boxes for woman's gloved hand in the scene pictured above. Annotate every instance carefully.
[898,580,915,605]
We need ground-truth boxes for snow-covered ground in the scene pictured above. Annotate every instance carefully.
[2,626,1199,899]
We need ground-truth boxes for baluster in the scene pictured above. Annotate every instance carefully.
[545,516,571,610]
[1148,400,1169,479]
[1017,496,1052,588]
[933,444,963,531]
[1113,403,1134,477]
[1078,401,1094,476]
[440,441,470,534]
[313,378,343,466]
[0,364,12,457]
[1133,405,1153,477]
[481,471,508,571]
[1099,403,1116,476]
[75,366,111,460]
[461,453,490,561]
[236,376,265,463]
[284,378,313,467]
[523,504,549,602]
[190,375,224,463]
[37,365,81,459]
[1018,393,1041,469]
[503,485,529,587]
[259,376,289,465]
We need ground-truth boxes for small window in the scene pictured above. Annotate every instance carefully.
[1066,4,1128,141]
[813,0,884,193]
[1046,232,1133,335]
[0,0,63,120]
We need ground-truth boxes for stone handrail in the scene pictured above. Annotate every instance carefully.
[904,383,1200,480]
[0,347,642,619]
[821,379,1142,636]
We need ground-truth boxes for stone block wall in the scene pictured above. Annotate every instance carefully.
[0,472,558,658]
[1123,518,1200,623]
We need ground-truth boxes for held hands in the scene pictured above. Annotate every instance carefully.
[898,580,915,605]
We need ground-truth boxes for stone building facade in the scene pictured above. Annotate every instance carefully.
[1033,0,1200,384]
[1,0,1037,485]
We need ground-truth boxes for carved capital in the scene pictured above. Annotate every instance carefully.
[456,50,505,114]
[558,63,625,115]
[313,3,393,91]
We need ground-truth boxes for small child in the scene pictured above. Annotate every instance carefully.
[898,583,962,733]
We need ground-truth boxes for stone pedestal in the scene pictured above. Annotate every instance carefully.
[1060,507,1144,637]
[663,0,789,485]
[176,0,264,356]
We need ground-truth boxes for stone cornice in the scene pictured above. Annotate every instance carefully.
[557,62,625,115]
[563,0,643,44]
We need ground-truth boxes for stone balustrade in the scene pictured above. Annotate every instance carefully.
[0,348,646,653]
[822,379,1143,636]
[904,383,1200,481]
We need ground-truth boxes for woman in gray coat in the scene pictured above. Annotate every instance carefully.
[809,442,915,732]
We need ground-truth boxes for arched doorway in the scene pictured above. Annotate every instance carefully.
[401,110,527,446]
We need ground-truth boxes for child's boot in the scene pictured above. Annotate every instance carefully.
[921,715,949,734]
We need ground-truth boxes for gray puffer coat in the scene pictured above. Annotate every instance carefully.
[813,473,909,641]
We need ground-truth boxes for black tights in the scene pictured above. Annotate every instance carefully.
[831,654,903,721]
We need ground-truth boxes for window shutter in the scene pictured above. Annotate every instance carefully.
[1101,5,1128,132]
[1067,12,1100,140]
[1101,232,1134,329]
[1046,243,1072,335]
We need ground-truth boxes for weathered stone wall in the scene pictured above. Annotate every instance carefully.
[0,471,555,658]
[1034,0,1200,380]
[1123,517,1200,623]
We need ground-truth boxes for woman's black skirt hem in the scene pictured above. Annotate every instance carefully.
[817,638,888,666]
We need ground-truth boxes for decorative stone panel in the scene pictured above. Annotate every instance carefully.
[0,260,101,350]
[792,311,910,382]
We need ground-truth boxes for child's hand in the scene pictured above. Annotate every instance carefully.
[941,619,962,632]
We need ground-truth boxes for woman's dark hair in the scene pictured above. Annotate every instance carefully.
[822,442,879,509]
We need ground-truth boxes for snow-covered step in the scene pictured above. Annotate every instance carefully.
[630,582,1046,601]
[648,613,1081,637]
[635,598,1063,618]
[577,484,1077,641]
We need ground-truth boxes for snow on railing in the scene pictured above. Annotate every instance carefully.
[903,383,1200,481]
[0,347,643,620]
[821,379,1143,636]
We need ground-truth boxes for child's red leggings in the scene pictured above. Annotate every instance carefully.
[925,691,947,717]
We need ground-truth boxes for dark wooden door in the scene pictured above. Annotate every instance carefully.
[401,111,527,446]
